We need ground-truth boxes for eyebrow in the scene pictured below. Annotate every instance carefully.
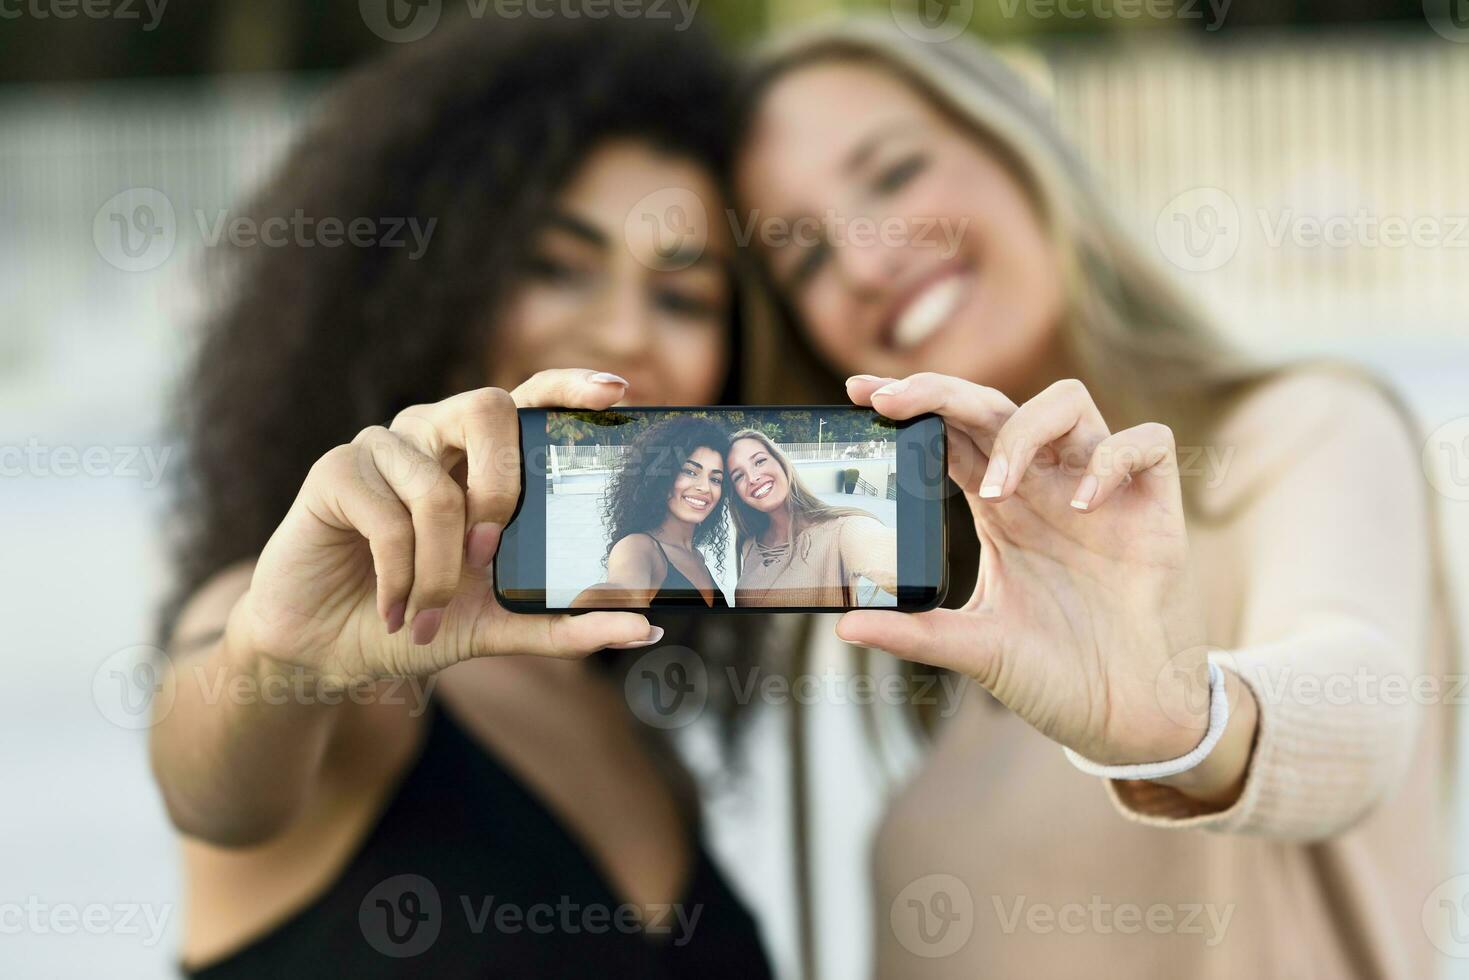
[843,120,922,176]
[543,210,607,247]
[683,457,725,474]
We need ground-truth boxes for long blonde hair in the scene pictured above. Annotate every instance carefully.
[725,428,871,573]
[734,35,1458,968]
[736,18,1269,452]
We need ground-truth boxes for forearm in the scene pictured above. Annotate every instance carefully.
[149,597,345,847]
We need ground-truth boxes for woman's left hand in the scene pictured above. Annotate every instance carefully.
[842,373,1217,769]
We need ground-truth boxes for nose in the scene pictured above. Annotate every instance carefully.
[832,234,905,299]
[587,279,655,360]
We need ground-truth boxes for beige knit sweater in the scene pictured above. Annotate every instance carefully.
[869,597,1453,980]
[734,514,896,609]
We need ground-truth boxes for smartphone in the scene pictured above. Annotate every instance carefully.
[495,406,947,613]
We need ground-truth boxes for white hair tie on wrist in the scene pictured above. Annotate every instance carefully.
[1063,662,1230,781]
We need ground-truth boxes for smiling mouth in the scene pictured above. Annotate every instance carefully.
[887,269,973,351]
[681,495,711,511]
[749,481,774,501]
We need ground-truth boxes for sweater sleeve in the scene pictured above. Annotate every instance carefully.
[1104,636,1422,839]
[1099,371,1434,840]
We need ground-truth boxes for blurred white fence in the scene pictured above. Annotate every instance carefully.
[1044,30,1469,348]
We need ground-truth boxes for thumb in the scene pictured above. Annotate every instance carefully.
[510,368,629,410]
[836,607,1000,680]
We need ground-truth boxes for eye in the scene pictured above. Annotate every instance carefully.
[655,287,722,320]
[873,153,928,196]
[526,254,588,285]
[789,244,830,288]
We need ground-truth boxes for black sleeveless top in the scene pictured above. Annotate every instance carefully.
[187,702,771,979]
[645,535,730,610]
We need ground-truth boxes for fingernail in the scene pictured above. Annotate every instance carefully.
[411,608,445,646]
[846,374,880,385]
[872,380,909,398]
[466,522,502,568]
[386,601,407,635]
[608,626,665,650]
[589,372,629,386]
[980,455,1007,499]
[1071,474,1099,510]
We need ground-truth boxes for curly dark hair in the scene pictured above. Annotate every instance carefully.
[155,8,776,763]
[161,7,747,636]
[601,416,733,574]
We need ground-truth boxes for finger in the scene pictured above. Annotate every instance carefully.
[510,368,630,410]
[866,373,1017,449]
[355,427,465,640]
[980,378,1110,501]
[393,387,521,534]
[836,608,1000,683]
[1071,422,1180,513]
[844,375,899,407]
[305,444,415,633]
[474,611,661,659]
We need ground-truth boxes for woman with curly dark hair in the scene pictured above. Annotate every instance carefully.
[574,416,733,609]
[149,9,772,979]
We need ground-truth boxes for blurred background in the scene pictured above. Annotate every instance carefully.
[3,0,1467,977]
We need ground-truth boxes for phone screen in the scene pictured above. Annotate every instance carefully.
[496,406,947,613]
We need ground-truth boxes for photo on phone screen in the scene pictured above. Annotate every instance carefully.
[495,407,947,613]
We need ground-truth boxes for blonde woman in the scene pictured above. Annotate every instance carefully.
[726,428,896,607]
[733,20,1452,979]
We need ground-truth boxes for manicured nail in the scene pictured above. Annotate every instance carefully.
[872,379,909,397]
[846,374,880,385]
[589,372,629,386]
[411,608,445,646]
[979,455,1008,499]
[386,601,407,635]
[608,626,665,650]
[1071,474,1099,511]
[466,522,502,568]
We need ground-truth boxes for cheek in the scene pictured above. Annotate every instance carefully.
[799,281,860,365]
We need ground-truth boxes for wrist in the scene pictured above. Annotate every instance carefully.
[1154,668,1258,805]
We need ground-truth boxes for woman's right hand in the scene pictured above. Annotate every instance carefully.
[232,368,661,685]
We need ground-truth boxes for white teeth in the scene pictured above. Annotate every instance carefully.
[682,495,709,510]
[751,483,772,500]
[893,274,968,350]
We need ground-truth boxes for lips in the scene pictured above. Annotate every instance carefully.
[681,494,711,511]
[886,268,973,351]
[748,480,774,501]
